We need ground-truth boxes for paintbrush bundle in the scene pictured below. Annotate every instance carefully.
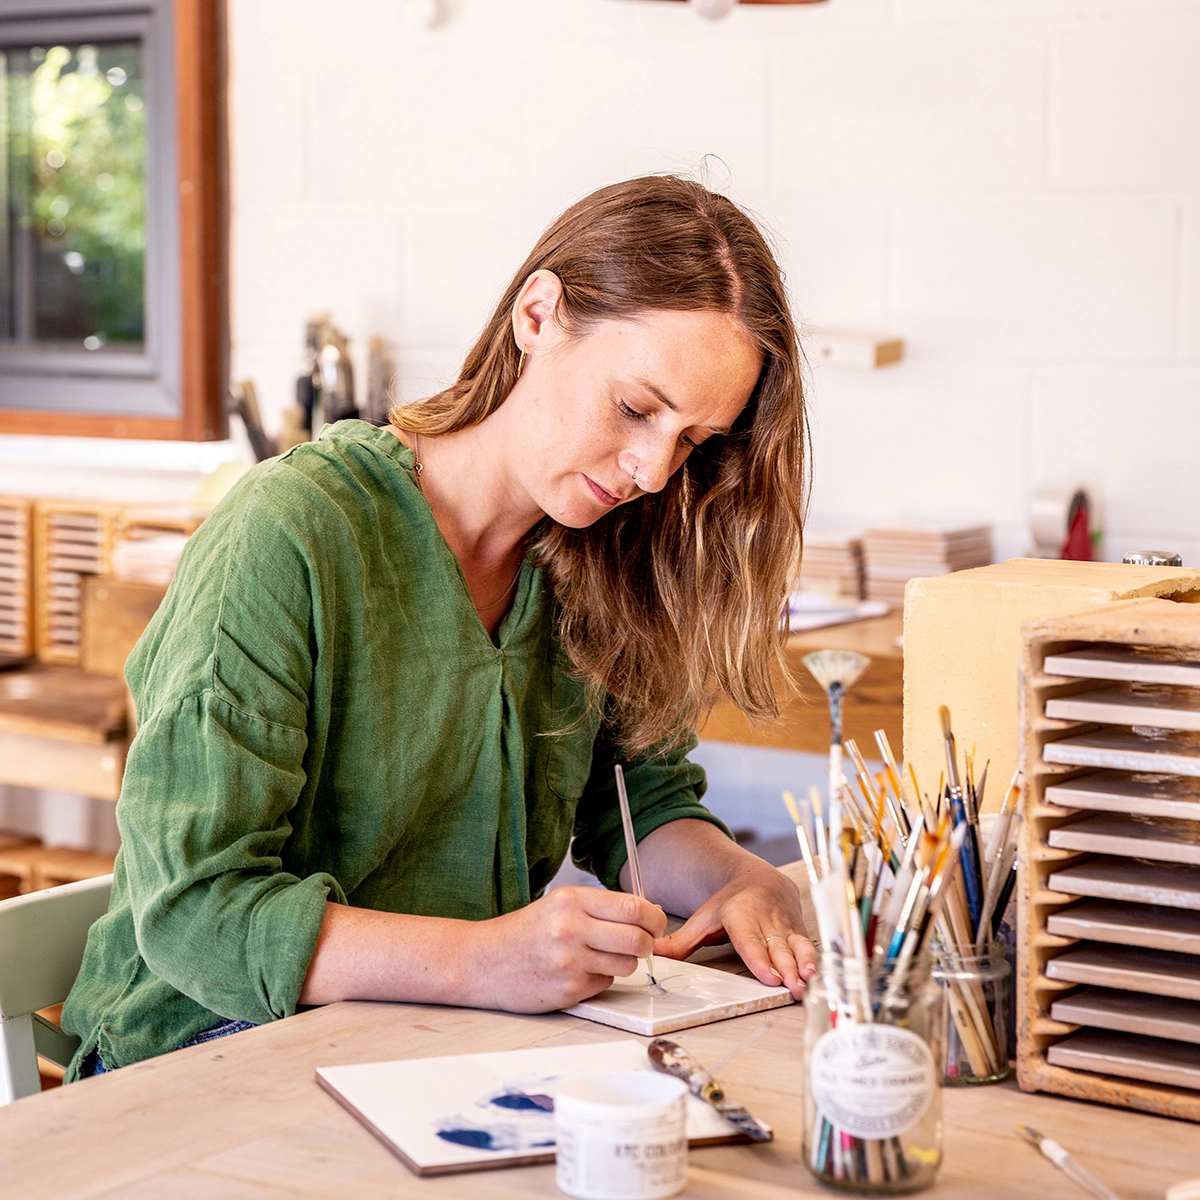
[785,726,967,1190]
[862,524,992,604]
[786,711,1020,1185]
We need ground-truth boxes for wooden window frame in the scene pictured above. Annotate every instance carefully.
[0,0,226,441]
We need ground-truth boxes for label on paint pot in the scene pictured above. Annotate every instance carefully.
[810,1024,936,1140]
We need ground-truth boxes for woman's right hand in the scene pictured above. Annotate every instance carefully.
[465,886,666,1013]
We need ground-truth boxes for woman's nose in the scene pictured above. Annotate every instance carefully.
[619,437,675,494]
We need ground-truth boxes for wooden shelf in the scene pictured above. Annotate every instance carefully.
[698,610,902,756]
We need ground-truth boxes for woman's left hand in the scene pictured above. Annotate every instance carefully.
[626,819,817,1001]
[653,860,817,1000]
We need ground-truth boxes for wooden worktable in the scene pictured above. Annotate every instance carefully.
[700,612,904,758]
[2,882,1195,1200]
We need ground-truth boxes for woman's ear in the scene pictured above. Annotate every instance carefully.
[512,269,565,354]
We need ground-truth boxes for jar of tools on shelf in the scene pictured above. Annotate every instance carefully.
[932,940,1012,1086]
[803,954,945,1195]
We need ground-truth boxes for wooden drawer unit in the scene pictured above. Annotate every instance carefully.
[1018,597,1200,1121]
[0,497,33,658]
[33,502,122,665]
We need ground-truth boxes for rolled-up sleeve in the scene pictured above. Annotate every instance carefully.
[570,729,732,890]
[117,690,343,1025]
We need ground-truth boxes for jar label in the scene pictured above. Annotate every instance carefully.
[810,1024,936,1139]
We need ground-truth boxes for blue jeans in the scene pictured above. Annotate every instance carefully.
[79,1018,258,1077]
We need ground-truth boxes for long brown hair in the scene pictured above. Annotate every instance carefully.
[391,176,808,752]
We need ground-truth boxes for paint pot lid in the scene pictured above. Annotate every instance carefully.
[1123,550,1183,567]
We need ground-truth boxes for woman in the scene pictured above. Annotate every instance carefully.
[63,175,816,1079]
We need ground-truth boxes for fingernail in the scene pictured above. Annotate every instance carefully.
[769,968,783,980]
[801,963,818,981]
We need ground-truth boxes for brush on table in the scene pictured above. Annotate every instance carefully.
[614,763,658,989]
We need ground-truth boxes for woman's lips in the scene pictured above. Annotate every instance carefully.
[584,475,623,507]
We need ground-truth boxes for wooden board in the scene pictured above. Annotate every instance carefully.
[1048,1029,1200,1092]
[1048,857,1200,910]
[1045,771,1200,820]
[1045,945,1200,1001]
[1044,645,1200,689]
[0,729,126,800]
[1047,812,1200,865]
[81,577,167,677]
[1044,729,1200,776]
[1046,683,1200,731]
[1051,987,1200,1045]
[1047,899,1200,956]
[0,665,127,744]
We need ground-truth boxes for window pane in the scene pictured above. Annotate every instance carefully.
[1,40,145,350]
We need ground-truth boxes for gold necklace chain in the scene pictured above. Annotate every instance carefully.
[411,432,521,613]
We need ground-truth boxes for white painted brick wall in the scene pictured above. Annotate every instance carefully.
[5,0,1198,566]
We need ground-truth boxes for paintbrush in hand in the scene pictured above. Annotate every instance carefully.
[614,763,657,987]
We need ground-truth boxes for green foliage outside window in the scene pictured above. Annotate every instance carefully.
[4,40,146,346]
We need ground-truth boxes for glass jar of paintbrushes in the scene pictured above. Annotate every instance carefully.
[803,955,944,1194]
[782,774,964,1194]
[931,941,1011,1085]
[926,730,1022,1087]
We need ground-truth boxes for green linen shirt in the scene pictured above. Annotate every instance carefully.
[61,420,726,1079]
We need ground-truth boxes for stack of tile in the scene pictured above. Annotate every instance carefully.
[799,532,864,601]
[863,524,993,604]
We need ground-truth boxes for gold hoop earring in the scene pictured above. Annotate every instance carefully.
[516,347,527,378]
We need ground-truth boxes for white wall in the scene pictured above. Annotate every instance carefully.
[223,0,1200,562]
[4,0,1198,563]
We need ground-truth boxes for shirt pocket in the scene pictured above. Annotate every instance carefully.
[541,726,596,802]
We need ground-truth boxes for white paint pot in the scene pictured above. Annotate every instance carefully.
[554,1071,688,1200]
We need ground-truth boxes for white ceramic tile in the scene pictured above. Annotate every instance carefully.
[1050,17,1200,190]
[386,52,530,205]
[771,27,1045,193]
[895,0,1198,21]
[803,363,1031,529]
[1182,206,1200,360]
[767,200,889,331]
[526,39,769,196]
[1031,367,1200,542]
[401,208,550,349]
[229,72,306,207]
[890,201,1178,363]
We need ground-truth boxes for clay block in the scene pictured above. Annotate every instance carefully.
[904,559,1200,813]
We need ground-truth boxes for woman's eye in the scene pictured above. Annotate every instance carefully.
[617,399,647,422]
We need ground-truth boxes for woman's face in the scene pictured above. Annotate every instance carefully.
[505,280,762,530]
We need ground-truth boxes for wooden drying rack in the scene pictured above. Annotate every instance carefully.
[1018,596,1200,1122]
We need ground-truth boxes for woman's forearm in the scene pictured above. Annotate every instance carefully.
[298,902,476,1006]
[623,818,771,915]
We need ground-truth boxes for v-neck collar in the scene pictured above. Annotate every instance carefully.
[348,421,539,651]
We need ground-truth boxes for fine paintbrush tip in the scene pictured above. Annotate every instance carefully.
[803,649,870,694]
